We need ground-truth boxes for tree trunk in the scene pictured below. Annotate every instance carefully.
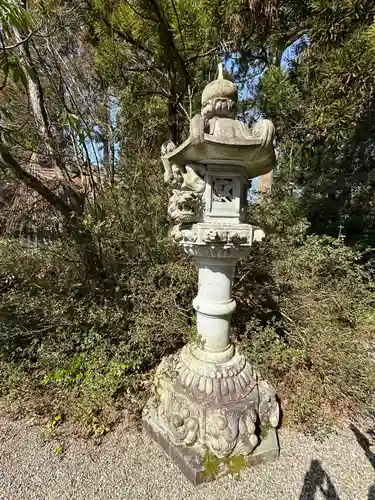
[13,28,70,182]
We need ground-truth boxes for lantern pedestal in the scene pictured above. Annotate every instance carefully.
[143,365,279,485]
[143,233,279,483]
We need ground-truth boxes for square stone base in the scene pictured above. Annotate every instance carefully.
[143,408,279,485]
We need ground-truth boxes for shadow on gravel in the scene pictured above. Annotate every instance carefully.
[299,459,340,500]
[350,423,375,500]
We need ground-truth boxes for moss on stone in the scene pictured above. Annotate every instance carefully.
[260,423,271,440]
[201,447,221,480]
[227,454,247,474]
[201,447,248,480]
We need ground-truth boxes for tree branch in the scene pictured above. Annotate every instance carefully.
[98,13,154,56]
[0,148,74,220]
[1,31,33,50]
[123,0,157,23]
[170,0,185,52]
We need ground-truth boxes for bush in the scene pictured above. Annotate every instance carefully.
[233,201,375,432]
[0,168,373,435]
[0,159,196,433]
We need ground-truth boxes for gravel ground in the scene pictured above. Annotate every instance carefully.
[0,416,374,500]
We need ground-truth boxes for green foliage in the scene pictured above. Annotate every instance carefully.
[227,454,247,475]
[259,424,271,441]
[54,443,65,456]
[0,160,195,430]
[1,186,372,433]
[185,316,206,349]
[0,0,374,440]
[0,0,29,35]
[88,0,222,147]
[235,200,375,430]
[201,448,221,480]
[253,1,375,245]
[256,67,302,129]
[47,414,62,430]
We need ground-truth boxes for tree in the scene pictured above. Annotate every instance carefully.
[252,0,375,246]
[85,0,232,149]
[0,0,116,273]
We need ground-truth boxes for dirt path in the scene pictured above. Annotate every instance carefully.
[0,417,374,500]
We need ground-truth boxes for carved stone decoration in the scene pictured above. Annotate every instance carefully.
[177,344,256,404]
[162,146,206,225]
[154,355,199,447]
[212,178,234,202]
[169,222,256,246]
[258,380,280,428]
[182,165,206,192]
[143,64,280,485]
[169,397,199,446]
[205,406,260,459]
[167,190,203,224]
[206,410,240,458]
[161,141,180,187]
[233,408,259,456]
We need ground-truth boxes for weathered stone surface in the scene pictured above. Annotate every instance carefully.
[161,65,275,183]
[144,65,280,485]
[143,405,204,485]
[143,391,279,485]
[143,350,279,484]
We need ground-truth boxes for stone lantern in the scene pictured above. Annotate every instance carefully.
[143,65,280,484]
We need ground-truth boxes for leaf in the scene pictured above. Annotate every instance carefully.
[0,142,10,155]
[25,64,38,83]
[54,443,65,456]
[12,64,20,84]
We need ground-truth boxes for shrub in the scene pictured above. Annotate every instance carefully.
[0,168,373,435]
[0,159,196,432]
[233,202,375,432]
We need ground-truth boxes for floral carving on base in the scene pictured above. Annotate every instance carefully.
[177,344,256,404]
[146,351,279,461]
